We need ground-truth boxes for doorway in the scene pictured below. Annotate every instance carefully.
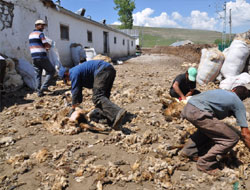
[103,32,109,55]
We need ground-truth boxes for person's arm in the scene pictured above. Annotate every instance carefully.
[44,43,51,51]
[241,127,250,151]
[40,33,51,51]
[185,89,194,97]
[173,81,186,100]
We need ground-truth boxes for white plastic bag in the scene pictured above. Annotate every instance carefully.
[197,48,224,85]
[219,72,250,90]
[16,59,36,90]
[221,39,250,78]
[47,43,62,72]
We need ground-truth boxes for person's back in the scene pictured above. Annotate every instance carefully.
[69,60,111,89]
[29,30,47,59]
[188,89,246,124]
[170,73,195,95]
[169,67,198,100]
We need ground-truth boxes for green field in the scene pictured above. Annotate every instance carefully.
[111,25,225,48]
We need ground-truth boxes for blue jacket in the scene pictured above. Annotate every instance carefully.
[69,60,112,104]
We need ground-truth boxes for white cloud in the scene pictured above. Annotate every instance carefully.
[132,8,216,30]
[133,8,180,28]
[186,10,217,30]
[172,12,182,21]
[113,0,250,32]
[112,21,121,25]
[225,0,250,27]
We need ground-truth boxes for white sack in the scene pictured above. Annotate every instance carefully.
[4,59,23,89]
[85,48,97,61]
[219,72,250,90]
[16,59,36,90]
[71,44,86,66]
[197,48,224,85]
[47,41,62,72]
[45,37,62,72]
[221,39,250,78]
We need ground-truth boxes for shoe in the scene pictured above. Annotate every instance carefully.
[112,109,126,130]
[197,165,222,176]
[41,87,51,92]
[89,108,106,123]
[179,151,199,162]
[37,91,44,97]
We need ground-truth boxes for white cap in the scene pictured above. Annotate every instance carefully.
[35,19,46,25]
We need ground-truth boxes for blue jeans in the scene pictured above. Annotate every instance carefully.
[33,57,55,91]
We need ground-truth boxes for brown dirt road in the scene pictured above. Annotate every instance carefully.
[1,49,250,190]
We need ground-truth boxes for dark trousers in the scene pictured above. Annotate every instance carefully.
[33,57,55,91]
[181,103,240,170]
[170,88,200,98]
[92,66,122,122]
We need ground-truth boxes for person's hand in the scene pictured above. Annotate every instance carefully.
[241,127,250,151]
[181,96,187,100]
[44,43,51,51]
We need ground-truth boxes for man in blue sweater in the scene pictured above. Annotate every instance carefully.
[180,86,250,174]
[58,60,126,130]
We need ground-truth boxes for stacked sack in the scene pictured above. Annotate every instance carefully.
[197,30,250,90]
[219,35,250,90]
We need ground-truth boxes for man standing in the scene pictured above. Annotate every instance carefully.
[180,86,250,174]
[29,19,55,97]
[170,67,199,100]
[58,60,126,130]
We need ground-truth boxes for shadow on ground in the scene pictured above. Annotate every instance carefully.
[0,86,34,111]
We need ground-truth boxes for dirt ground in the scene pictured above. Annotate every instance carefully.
[1,49,250,190]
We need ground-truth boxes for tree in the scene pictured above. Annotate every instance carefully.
[114,0,135,29]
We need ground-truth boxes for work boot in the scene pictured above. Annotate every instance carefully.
[41,87,51,92]
[112,108,126,130]
[37,90,45,97]
[179,151,199,161]
[89,108,106,123]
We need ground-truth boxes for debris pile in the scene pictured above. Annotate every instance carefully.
[1,45,250,189]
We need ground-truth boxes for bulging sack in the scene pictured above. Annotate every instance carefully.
[197,48,224,85]
[16,59,36,90]
[47,42,62,72]
[219,72,250,90]
[4,59,23,90]
[221,39,250,78]
[70,43,86,66]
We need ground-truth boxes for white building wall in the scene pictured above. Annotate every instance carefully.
[0,0,48,62]
[0,0,136,66]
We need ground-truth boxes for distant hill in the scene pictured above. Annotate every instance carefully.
[111,25,224,48]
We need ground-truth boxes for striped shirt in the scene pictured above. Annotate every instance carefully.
[29,29,48,59]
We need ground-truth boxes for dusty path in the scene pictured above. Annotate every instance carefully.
[1,54,250,190]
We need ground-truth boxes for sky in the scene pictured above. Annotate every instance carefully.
[60,0,250,33]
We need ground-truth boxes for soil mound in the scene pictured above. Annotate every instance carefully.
[142,44,216,63]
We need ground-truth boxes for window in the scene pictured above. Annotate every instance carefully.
[123,39,125,45]
[60,24,69,40]
[131,41,133,46]
[87,31,92,42]
[114,37,117,44]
